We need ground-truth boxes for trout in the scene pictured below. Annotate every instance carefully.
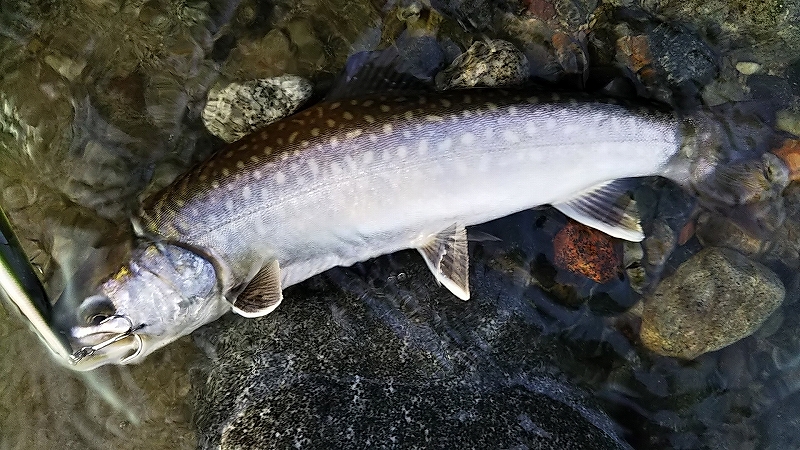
[54,90,720,370]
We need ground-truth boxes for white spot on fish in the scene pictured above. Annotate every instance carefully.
[508,106,519,115]
[211,181,220,189]
[343,111,354,120]
[250,155,259,163]
[329,102,341,110]
[349,99,358,106]
[363,151,375,165]
[264,146,273,155]
[368,133,378,143]
[527,96,539,104]
[276,138,284,145]
[363,100,374,107]
[224,150,234,158]
[222,168,231,177]
[425,115,443,122]
[225,198,234,212]
[346,129,363,139]
[485,102,498,111]
[397,145,408,158]
[330,136,339,148]
[289,131,299,144]
[437,137,454,152]
[403,130,412,138]
[311,128,320,137]
[242,185,252,200]
[301,140,309,147]
[254,170,263,180]
[274,171,286,184]
[418,140,429,156]
[278,123,286,130]
[326,119,336,128]
[462,110,472,118]
[307,159,319,176]
[502,130,521,143]
[404,110,414,120]
[330,162,343,176]
[551,93,561,101]
[364,115,375,124]
[383,123,393,134]
[440,98,452,108]
[236,161,245,169]
[380,104,391,112]
[460,133,476,146]
[525,122,538,136]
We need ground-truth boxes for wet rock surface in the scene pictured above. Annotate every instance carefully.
[640,247,785,359]
[202,75,313,143]
[192,250,631,449]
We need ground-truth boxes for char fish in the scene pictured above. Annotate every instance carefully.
[54,89,717,370]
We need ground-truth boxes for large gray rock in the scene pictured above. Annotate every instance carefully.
[191,249,632,449]
[641,247,785,359]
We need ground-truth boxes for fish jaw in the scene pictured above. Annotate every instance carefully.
[55,242,228,369]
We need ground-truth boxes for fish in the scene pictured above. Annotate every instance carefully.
[53,89,720,370]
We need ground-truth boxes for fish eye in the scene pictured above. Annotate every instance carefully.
[79,295,116,326]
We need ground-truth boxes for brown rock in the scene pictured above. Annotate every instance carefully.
[640,247,784,359]
[553,220,620,283]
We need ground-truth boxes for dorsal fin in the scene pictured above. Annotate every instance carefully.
[553,179,644,242]
[416,224,470,300]
[231,260,283,318]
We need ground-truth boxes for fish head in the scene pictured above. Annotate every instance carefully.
[54,242,226,370]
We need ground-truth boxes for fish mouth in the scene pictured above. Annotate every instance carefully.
[66,315,147,371]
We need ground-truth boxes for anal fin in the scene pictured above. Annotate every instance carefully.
[553,179,644,242]
[416,224,470,300]
[231,260,283,318]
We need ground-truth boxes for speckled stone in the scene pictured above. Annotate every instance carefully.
[191,251,631,449]
[641,247,785,359]
[435,39,529,90]
[202,75,313,143]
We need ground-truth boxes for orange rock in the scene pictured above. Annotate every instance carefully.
[772,139,800,181]
[553,220,620,283]
[616,35,657,82]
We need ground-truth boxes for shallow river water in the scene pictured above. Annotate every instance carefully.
[2,0,800,448]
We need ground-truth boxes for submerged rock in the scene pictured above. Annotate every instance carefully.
[435,39,529,89]
[191,252,631,449]
[640,247,785,359]
[202,75,313,143]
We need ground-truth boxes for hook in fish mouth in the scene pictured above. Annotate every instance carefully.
[68,315,146,367]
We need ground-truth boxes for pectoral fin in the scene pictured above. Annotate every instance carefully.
[553,179,644,242]
[231,260,283,318]
[416,224,470,300]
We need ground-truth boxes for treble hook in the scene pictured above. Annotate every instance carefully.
[68,315,145,365]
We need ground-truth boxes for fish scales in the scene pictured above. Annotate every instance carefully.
[139,90,681,289]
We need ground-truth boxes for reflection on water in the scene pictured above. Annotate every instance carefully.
[0,0,799,448]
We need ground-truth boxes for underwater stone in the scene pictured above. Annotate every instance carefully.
[201,75,312,143]
[191,252,631,449]
[640,247,785,359]
[435,39,529,89]
[646,23,718,92]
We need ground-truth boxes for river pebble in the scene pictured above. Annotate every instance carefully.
[640,247,785,359]
[201,75,313,143]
